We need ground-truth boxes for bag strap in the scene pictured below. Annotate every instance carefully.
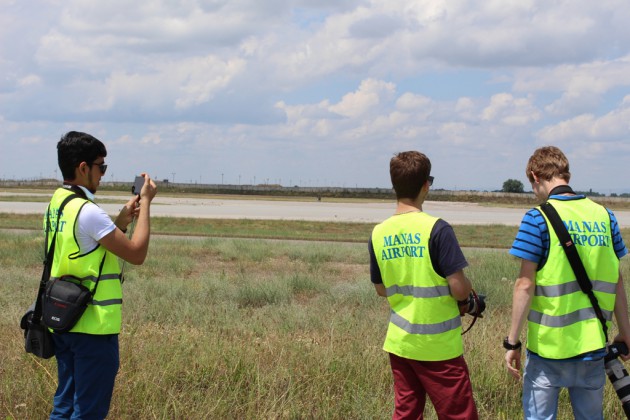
[539,202,608,341]
[90,252,107,297]
[33,193,80,321]
[60,184,107,295]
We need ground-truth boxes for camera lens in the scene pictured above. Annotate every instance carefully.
[605,344,630,416]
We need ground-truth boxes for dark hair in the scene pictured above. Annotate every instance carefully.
[526,146,571,183]
[57,131,107,180]
[390,151,431,200]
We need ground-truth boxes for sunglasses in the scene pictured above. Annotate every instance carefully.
[90,162,108,175]
[427,175,434,186]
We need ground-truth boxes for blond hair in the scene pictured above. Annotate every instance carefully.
[526,146,571,183]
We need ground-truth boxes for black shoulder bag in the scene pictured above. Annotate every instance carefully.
[42,255,106,333]
[20,193,78,358]
[42,210,107,334]
[539,202,608,341]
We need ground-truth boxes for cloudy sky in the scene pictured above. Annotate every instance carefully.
[2,0,630,193]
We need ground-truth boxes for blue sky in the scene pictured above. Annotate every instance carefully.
[2,0,630,193]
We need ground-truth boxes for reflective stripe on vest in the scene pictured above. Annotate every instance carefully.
[535,280,617,297]
[50,273,120,283]
[93,298,123,306]
[47,188,122,335]
[389,310,461,335]
[386,284,451,298]
[529,307,613,328]
[372,212,463,361]
[527,198,618,359]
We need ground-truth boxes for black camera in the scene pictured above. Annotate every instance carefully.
[458,291,486,317]
[605,342,630,418]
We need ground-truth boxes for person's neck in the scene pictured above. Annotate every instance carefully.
[540,179,571,197]
[62,182,91,200]
[395,198,422,215]
[547,184,575,197]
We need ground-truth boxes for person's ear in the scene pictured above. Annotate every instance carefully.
[419,181,430,196]
[76,161,89,178]
[530,171,539,183]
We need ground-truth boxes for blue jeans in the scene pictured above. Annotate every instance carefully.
[50,333,119,420]
[522,352,605,420]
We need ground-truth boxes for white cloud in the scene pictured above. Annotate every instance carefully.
[17,75,42,87]
[18,135,46,145]
[482,93,541,126]
[437,122,469,146]
[404,0,630,67]
[329,78,395,118]
[537,97,630,144]
[513,56,630,116]
[175,56,246,109]
[114,134,133,145]
[35,29,99,68]
[396,93,432,112]
[140,132,162,145]
[455,97,478,122]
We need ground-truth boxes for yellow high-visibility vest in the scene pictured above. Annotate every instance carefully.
[528,198,618,359]
[46,188,122,335]
[372,212,462,361]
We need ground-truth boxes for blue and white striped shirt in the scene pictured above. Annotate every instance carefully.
[509,195,627,268]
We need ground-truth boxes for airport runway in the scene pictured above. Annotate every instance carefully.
[2,192,630,226]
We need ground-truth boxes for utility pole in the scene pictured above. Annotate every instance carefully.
[171,172,176,183]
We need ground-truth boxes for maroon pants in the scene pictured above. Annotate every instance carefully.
[389,353,478,420]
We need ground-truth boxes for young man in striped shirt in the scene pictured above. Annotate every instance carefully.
[505,146,630,419]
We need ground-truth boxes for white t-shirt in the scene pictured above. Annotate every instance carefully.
[75,186,116,253]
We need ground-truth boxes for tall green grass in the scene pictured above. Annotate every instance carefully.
[2,231,630,419]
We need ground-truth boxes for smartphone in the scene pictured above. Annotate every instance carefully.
[131,175,144,195]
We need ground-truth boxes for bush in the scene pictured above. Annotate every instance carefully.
[502,179,524,193]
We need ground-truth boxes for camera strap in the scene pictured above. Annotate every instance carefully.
[33,193,80,322]
[540,202,609,342]
[461,289,483,335]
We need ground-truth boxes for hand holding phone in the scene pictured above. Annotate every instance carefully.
[131,175,144,195]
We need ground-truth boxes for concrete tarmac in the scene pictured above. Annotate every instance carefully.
[2,192,630,226]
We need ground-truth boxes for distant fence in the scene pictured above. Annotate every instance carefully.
[2,179,630,203]
[0,179,392,196]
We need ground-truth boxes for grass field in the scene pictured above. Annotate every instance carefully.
[2,226,630,419]
[4,212,630,251]
[0,212,526,248]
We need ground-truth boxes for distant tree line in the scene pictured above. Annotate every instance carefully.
[502,179,524,193]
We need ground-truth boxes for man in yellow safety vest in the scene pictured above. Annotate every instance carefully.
[505,146,630,419]
[48,131,157,419]
[369,151,479,419]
